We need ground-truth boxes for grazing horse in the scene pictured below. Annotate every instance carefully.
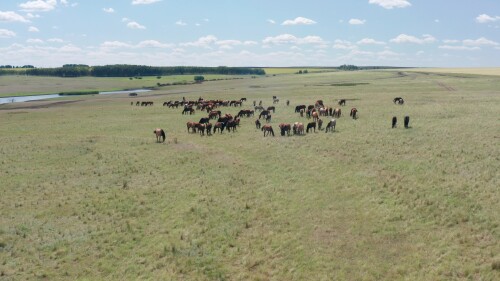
[182,107,195,115]
[404,116,410,128]
[187,122,198,133]
[154,128,166,143]
[338,99,346,106]
[265,114,272,123]
[213,122,226,134]
[273,98,279,104]
[209,110,221,119]
[286,100,290,106]
[295,105,306,113]
[312,111,319,122]
[394,97,404,104]
[317,119,323,130]
[267,106,275,113]
[199,117,210,124]
[293,122,304,135]
[259,110,270,119]
[255,105,265,112]
[205,123,213,136]
[333,108,342,118]
[350,108,358,119]
[279,123,291,136]
[306,122,316,133]
[261,125,274,137]
[226,120,238,132]
[255,119,261,129]
[300,109,304,117]
[196,123,206,136]
[392,116,397,128]
[325,119,336,133]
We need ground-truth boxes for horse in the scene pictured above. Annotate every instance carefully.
[394,97,404,104]
[255,105,264,112]
[325,119,336,132]
[293,122,304,135]
[300,109,304,117]
[267,106,275,113]
[154,128,166,143]
[196,123,206,136]
[209,110,221,119]
[213,122,226,134]
[273,98,279,104]
[279,123,291,136]
[338,99,346,106]
[312,111,319,122]
[255,119,261,129]
[261,125,274,137]
[315,100,324,108]
[392,116,397,128]
[306,122,316,133]
[187,122,198,133]
[226,120,238,132]
[265,114,272,123]
[259,110,270,119]
[205,123,213,135]
[404,116,410,128]
[317,119,323,130]
[286,100,290,106]
[350,108,358,119]
[295,105,306,113]
[199,117,210,124]
[333,108,342,118]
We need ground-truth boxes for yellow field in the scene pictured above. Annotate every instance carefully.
[263,67,338,75]
[404,67,500,76]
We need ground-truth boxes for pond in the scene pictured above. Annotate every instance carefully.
[0,89,152,105]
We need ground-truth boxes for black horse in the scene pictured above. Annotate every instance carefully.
[295,105,306,113]
[199,117,210,124]
[306,122,316,133]
[394,97,404,104]
[392,116,397,128]
[404,116,410,128]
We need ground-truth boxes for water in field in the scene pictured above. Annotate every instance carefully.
[0,89,151,104]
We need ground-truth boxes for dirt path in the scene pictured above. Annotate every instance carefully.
[436,81,457,91]
[0,100,81,110]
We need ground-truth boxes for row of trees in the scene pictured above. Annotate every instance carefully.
[0,65,266,77]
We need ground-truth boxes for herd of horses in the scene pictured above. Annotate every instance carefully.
[149,96,409,142]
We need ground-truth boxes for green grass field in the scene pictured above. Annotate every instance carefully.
[0,70,499,280]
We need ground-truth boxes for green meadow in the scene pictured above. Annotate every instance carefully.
[0,70,499,280]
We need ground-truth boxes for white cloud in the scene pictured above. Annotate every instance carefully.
[28,26,39,32]
[27,38,44,44]
[281,17,317,25]
[60,44,81,52]
[443,39,459,44]
[349,19,366,25]
[463,37,499,46]
[132,0,161,5]
[262,34,327,46]
[369,0,411,9]
[47,38,64,43]
[101,41,133,49]
[476,14,500,23]
[267,19,276,24]
[390,34,436,44]
[19,0,57,12]
[0,29,16,38]
[333,39,356,50]
[0,11,30,23]
[181,35,218,48]
[26,13,40,19]
[137,40,173,48]
[127,21,146,29]
[438,45,480,51]
[175,20,187,26]
[103,8,115,13]
[357,38,386,45]
[122,17,130,22]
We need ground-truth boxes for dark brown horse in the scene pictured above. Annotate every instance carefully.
[306,122,316,133]
[154,128,166,143]
[279,123,291,136]
[338,99,346,106]
[350,108,358,119]
[259,110,270,119]
[255,119,261,129]
[261,125,274,137]
[333,108,342,118]
[213,122,226,134]
[187,122,198,133]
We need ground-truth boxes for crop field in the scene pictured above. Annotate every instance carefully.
[403,67,500,77]
[0,70,499,280]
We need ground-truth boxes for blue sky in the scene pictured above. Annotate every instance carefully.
[1,0,499,67]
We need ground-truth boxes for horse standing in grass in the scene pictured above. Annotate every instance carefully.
[261,125,275,137]
[154,128,166,143]
[279,123,291,136]
[317,119,323,130]
[333,108,342,118]
[404,116,410,128]
[187,122,198,133]
[293,122,304,135]
[392,116,397,128]
[338,99,346,106]
[325,119,336,132]
[255,119,261,129]
[350,108,358,119]
[213,122,226,134]
[306,122,316,133]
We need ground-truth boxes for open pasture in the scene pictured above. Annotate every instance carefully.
[0,70,499,280]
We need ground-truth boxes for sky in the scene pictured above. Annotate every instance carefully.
[1,0,499,67]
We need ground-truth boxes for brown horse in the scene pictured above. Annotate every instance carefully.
[338,99,346,106]
[293,122,304,135]
[187,122,198,133]
[154,128,166,142]
[279,123,291,136]
[255,119,261,129]
[312,111,319,122]
[333,108,342,118]
[350,108,358,119]
[213,122,226,134]
[261,125,274,137]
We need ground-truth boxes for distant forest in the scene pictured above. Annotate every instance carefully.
[0,65,266,77]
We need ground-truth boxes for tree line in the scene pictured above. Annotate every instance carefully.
[0,65,266,77]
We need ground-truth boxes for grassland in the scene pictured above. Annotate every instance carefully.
[403,67,500,77]
[0,70,499,280]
